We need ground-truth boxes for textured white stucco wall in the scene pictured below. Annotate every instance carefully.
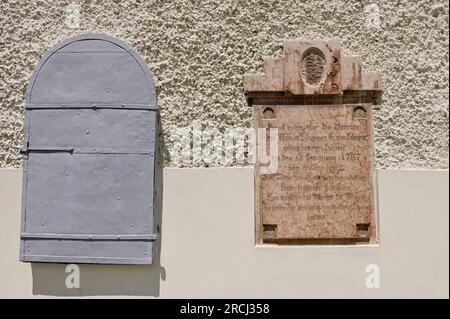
[0,0,448,168]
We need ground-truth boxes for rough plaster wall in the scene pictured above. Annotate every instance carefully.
[0,0,448,169]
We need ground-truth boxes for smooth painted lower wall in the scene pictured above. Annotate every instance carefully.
[0,168,448,298]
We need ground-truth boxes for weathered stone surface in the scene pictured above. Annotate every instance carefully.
[247,40,380,244]
[245,40,382,96]
[255,104,376,244]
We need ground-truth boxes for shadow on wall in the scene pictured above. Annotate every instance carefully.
[31,118,166,297]
[31,262,163,296]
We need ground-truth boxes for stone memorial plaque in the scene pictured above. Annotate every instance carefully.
[255,104,375,244]
[245,40,383,244]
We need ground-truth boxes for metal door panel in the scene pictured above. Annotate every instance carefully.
[28,109,156,153]
[20,34,158,264]
[24,153,154,235]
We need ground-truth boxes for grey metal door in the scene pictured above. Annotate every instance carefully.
[20,34,157,264]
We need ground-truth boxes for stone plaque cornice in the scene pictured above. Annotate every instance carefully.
[244,40,383,104]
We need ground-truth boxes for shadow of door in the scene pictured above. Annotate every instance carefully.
[31,262,163,296]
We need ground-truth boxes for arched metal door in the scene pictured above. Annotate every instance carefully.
[20,34,157,264]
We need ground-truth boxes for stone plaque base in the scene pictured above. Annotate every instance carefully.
[255,104,377,244]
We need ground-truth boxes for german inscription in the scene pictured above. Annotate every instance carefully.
[256,104,376,244]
